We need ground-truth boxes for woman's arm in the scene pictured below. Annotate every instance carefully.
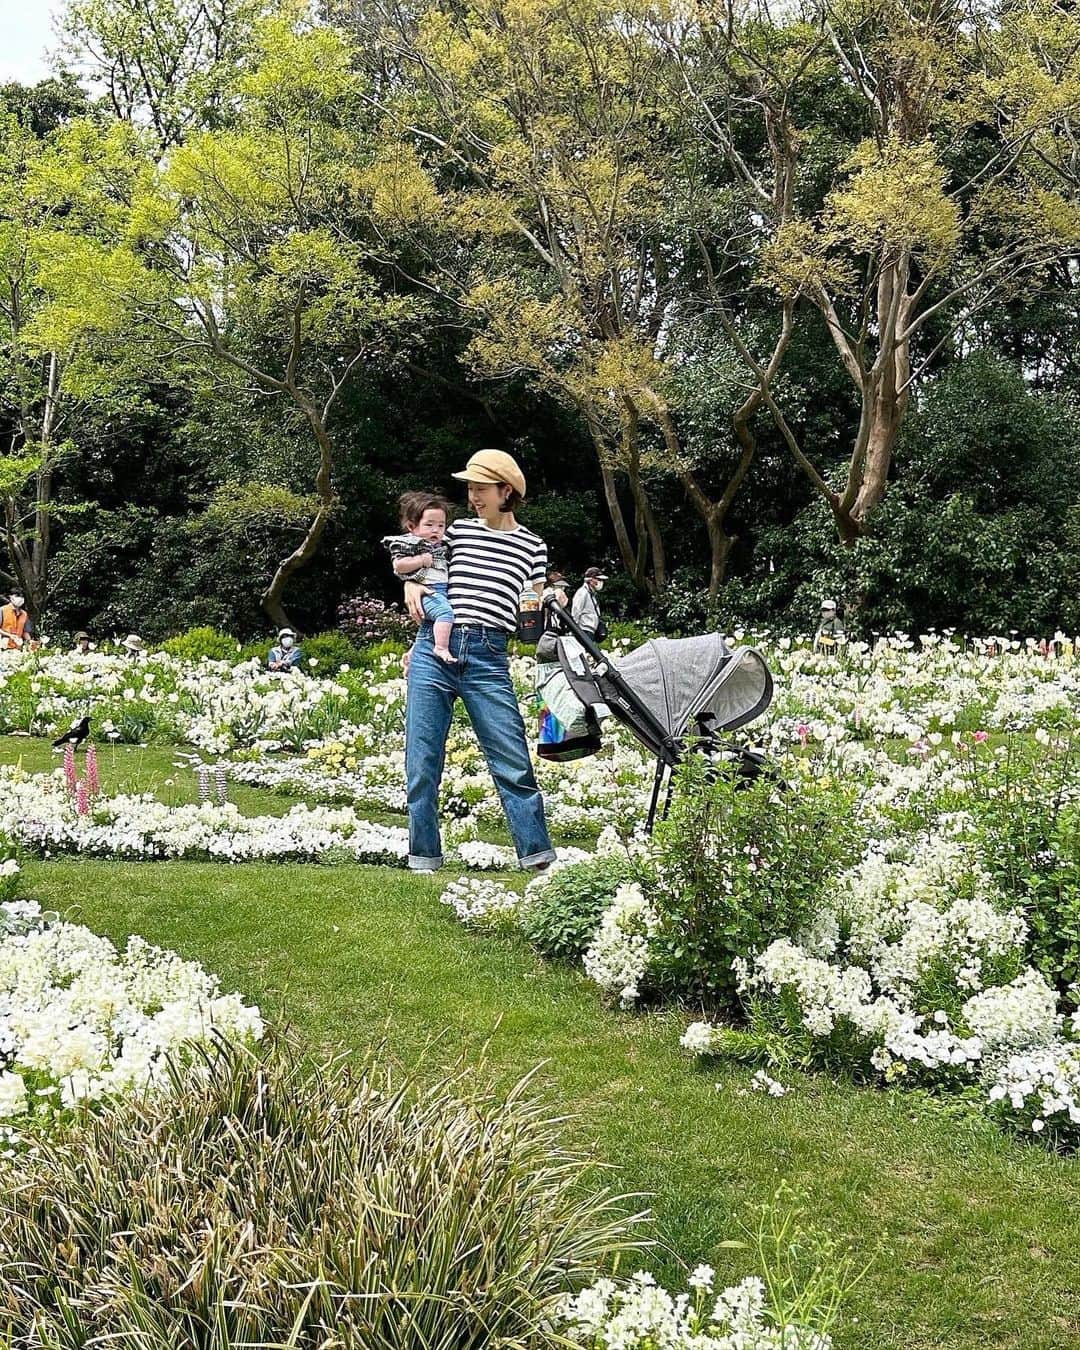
[403,580,430,622]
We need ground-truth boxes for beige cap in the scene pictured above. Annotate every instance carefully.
[451,449,526,497]
[122,634,145,650]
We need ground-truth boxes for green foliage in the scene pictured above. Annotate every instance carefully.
[0,1036,641,1345]
[726,355,1080,638]
[522,854,641,961]
[160,625,242,662]
[946,726,1080,994]
[648,758,863,1010]
[301,630,371,675]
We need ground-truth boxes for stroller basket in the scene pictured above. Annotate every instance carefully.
[536,598,774,830]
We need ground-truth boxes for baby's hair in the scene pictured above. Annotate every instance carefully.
[399,490,453,529]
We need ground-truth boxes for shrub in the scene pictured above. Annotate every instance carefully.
[606,619,657,649]
[338,594,414,646]
[523,855,641,961]
[648,757,863,1010]
[0,1037,643,1347]
[301,630,368,674]
[949,726,1080,994]
[160,625,242,662]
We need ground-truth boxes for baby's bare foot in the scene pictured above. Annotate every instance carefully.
[434,647,457,663]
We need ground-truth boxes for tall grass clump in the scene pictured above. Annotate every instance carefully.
[0,1037,644,1348]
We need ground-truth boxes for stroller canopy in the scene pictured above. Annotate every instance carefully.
[613,635,773,740]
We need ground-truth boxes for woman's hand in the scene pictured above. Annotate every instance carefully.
[404,580,430,622]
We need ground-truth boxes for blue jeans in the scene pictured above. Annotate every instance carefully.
[421,583,454,625]
[406,623,556,871]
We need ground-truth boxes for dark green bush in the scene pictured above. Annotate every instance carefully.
[0,1037,643,1348]
[301,630,370,674]
[522,855,640,961]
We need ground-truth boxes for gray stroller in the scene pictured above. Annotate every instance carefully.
[535,599,775,831]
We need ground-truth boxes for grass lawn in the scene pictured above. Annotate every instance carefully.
[0,734,297,817]
[8,737,1080,1348]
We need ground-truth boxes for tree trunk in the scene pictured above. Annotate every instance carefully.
[6,351,62,620]
[260,402,336,628]
[587,412,660,599]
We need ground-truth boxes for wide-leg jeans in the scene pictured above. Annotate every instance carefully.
[405,622,557,871]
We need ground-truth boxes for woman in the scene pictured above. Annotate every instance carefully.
[402,449,557,873]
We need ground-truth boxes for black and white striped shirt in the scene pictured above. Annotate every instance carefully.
[447,518,547,632]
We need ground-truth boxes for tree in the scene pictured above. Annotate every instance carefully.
[38,11,422,627]
[60,0,266,152]
[662,0,1080,543]
[351,0,781,597]
[0,103,132,617]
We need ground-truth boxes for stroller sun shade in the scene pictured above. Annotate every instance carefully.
[612,636,773,740]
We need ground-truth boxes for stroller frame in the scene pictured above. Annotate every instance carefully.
[540,597,771,831]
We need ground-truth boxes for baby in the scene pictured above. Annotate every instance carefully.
[383,491,456,662]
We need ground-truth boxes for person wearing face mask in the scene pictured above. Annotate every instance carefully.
[0,593,35,651]
[267,627,303,672]
[571,567,608,643]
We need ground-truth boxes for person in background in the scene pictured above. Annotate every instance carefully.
[814,600,845,651]
[0,593,35,651]
[268,627,303,671]
[73,631,92,655]
[122,634,147,661]
[571,566,608,641]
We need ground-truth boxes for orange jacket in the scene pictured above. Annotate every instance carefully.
[0,604,28,650]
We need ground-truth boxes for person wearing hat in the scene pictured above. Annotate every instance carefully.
[0,592,35,651]
[814,600,845,651]
[571,567,609,642]
[121,633,147,661]
[400,448,557,874]
[72,631,92,655]
[267,627,303,672]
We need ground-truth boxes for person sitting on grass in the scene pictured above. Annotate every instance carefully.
[384,491,456,663]
[268,628,303,672]
[0,593,36,651]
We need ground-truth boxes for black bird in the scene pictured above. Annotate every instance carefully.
[52,716,91,751]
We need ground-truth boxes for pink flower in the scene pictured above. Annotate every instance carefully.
[796,723,810,746]
[75,780,89,816]
[972,730,989,743]
[85,744,99,798]
[63,744,77,793]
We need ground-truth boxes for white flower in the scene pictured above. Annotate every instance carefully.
[0,1070,27,1118]
[582,883,658,1007]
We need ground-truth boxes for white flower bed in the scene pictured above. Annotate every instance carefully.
[0,649,356,754]
[556,1268,830,1350]
[0,898,262,1140]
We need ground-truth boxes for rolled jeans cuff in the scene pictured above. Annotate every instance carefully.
[519,848,557,870]
[408,854,443,872]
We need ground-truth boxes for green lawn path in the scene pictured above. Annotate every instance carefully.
[7,737,1080,1348]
